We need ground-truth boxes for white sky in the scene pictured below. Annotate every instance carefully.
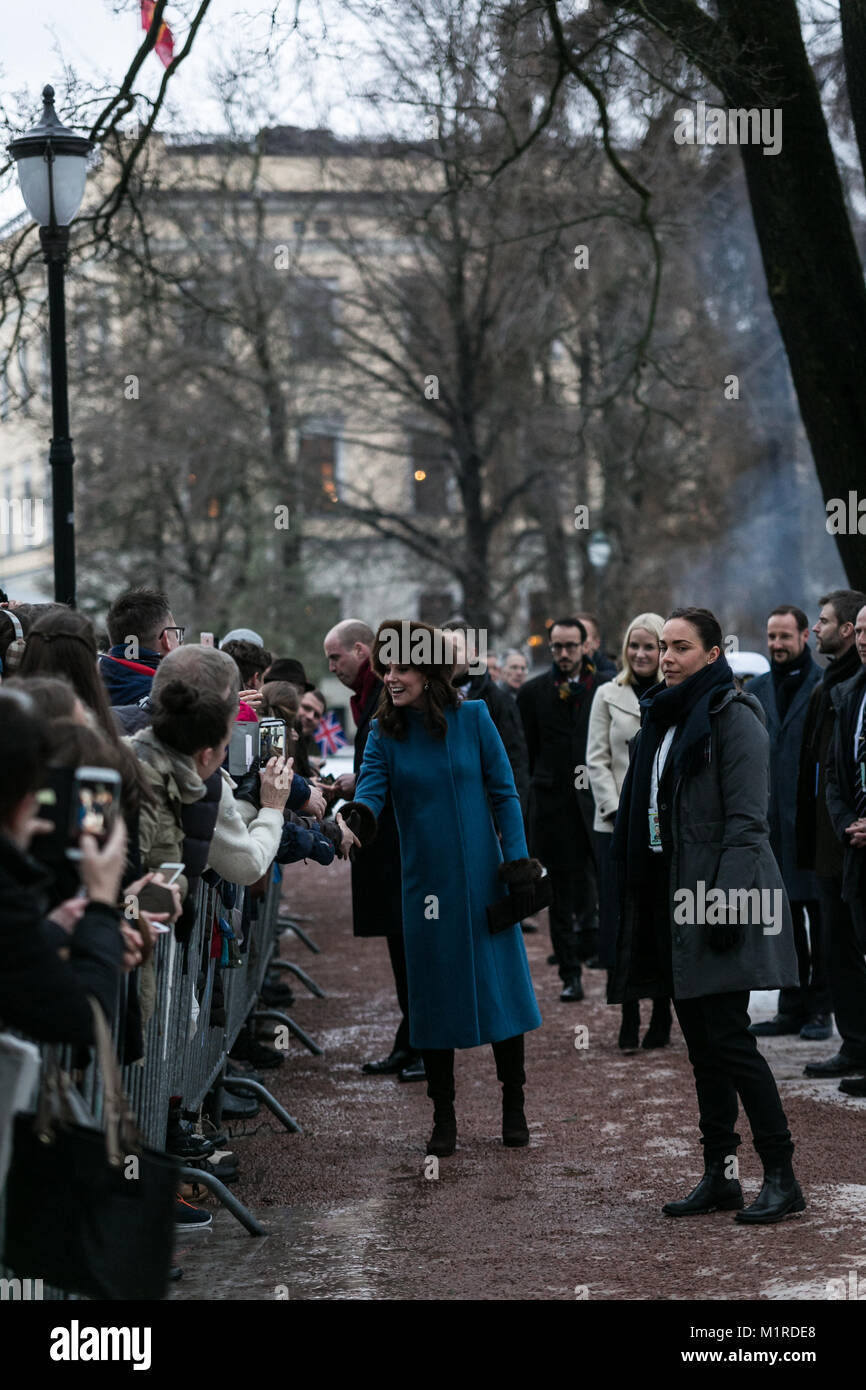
[0,0,363,220]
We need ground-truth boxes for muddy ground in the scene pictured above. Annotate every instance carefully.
[173,860,866,1302]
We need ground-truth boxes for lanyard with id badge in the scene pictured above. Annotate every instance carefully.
[649,738,670,849]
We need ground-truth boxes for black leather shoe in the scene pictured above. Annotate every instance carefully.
[749,1014,804,1037]
[618,1022,639,1051]
[799,1013,833,1041]
[735,1169,806,1224]
[361,1048,413,1075]
[547,954,559,967]
[207,1090,260,1119]
[398,1056,426,1082]
[560,978,584,1002]
[838,1076,866,1096]
[803,1051,866,1078]
[427,1110,457,1157]
[662,1164,744,1217]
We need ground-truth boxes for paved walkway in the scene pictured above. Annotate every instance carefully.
[173,861,866,1301]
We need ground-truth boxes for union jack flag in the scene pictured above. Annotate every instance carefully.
[315,712,347,756]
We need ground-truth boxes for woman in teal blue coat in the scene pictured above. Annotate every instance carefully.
[343,620,543,1158]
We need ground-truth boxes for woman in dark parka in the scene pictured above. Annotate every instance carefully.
[343,620,543,1158]
[611,608,805,1224]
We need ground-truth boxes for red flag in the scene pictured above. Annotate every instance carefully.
[141,1,175,68]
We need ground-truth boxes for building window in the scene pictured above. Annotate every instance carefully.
[410,429,449,516]
[291,278,338,360]
[313,218,331,236]
[298,431,339,513]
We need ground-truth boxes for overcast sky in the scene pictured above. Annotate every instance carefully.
[0,0,362,220]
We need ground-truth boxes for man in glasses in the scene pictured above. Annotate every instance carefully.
[98,587,183,728]
[517,617,610,1001]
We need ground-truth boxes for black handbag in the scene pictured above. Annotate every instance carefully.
[3,999,179,1301]
[486,873,553,935]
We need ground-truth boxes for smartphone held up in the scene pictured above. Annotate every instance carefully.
[66,767,122,861]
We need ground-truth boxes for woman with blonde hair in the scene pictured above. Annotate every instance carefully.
[587,612,672,1050]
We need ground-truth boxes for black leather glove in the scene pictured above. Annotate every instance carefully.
[340,800,378,847]
[498,857,544,920]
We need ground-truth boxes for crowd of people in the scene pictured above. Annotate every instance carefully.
[1,580,865,1286]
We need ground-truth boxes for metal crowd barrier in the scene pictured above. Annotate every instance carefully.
[0,860,326,1296]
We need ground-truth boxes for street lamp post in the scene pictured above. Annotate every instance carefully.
[8,86,92,607]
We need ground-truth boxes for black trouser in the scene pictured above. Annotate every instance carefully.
[674,992,794,1169]
[646,854,793,1169]
[421,1035,525,1106]
[386,931,413,1056]
[548,830,597,982]
[778,899,831,1020]
[816,876,866,1062]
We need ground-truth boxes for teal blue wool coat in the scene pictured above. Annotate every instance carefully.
[355,700,543,1050]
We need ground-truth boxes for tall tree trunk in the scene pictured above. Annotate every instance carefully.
[612,0,866,586]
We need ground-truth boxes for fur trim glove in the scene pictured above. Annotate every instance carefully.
[340,800,378,847]
[498,857,545,922]
[497,857,545,886]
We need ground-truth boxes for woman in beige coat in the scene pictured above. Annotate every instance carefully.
[586,613,671,1050]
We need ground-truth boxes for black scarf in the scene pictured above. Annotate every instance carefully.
[611,656,735,881]
[771,649,813,722]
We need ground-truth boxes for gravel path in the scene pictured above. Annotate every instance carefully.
[173,860,866,1301]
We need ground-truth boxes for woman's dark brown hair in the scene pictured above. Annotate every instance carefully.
[371,619,459,741]
[151,679,235,756]
[18,607,149,817]
[3,674,79,722]
[667,607,724,653]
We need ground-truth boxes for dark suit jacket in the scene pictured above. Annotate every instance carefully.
[517,661,608,868]
[795,643,861,878]
[825,666,866,905]
[465,671,529,810]
[350,676,403,937]
[748,653,822,900]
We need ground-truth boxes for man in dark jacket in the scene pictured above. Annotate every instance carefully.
[821,599,866,1093]
[517,617,610,1000]
[99,586,181,714]
[324,619,417,1080]
[576,612,617,682]
[795,591,866,1083]
[748,605,827,1039]
[445,623,530,810]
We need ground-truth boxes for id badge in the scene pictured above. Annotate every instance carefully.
[648,809,661,848]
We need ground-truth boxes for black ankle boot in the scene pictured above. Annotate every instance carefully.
[502,1085,530,1147]
[735,1163,805,1225]
[662,1160,744,1217]
[422,1049,456,1156]
[619,1000,640,1051]
[642,998,672,1050]
[427,1106,457,1157]
[492,1035,529,1146]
